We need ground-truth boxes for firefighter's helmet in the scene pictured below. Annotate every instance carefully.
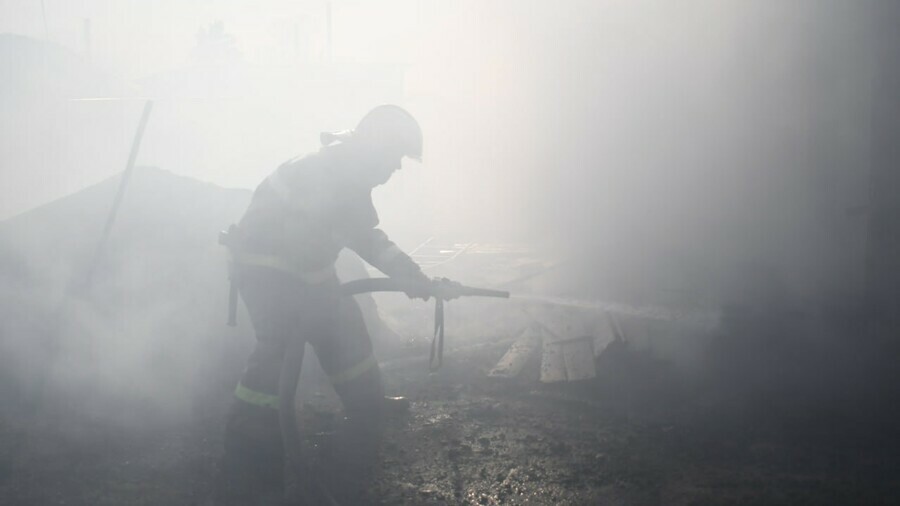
[353,105,423,161]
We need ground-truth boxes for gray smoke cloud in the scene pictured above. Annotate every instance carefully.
[0,0,894,451]
[0,168,253,427]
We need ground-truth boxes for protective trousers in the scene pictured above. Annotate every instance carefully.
[221,266,385,503]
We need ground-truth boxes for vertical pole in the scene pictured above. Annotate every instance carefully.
[325,1,332,63]
[83,100,154,288]
[293,21,300,62]
[33,99,154,422]
[40,0,49,41]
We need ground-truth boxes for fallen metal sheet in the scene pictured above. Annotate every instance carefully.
[488,333,541,378]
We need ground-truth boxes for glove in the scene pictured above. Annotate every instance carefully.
[403,271,433,301]
[432,277,464,300]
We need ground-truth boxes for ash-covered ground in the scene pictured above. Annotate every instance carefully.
[3,326,900,506]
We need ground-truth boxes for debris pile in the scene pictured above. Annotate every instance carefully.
[0,167,253,424]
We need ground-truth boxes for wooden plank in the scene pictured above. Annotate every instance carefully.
[488,333,541,378]
[560,336,596,381]
[540,340,567,383]
[541,336,596,383]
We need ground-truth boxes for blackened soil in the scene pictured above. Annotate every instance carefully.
[2,340,899,505]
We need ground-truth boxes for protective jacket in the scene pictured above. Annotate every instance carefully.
[233,143,422,284]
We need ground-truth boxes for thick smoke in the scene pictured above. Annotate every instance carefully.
[1,2,899,503]
[0,168,253,427]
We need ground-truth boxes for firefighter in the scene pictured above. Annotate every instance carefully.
[217,105,429,504]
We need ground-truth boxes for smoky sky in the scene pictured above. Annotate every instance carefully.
[0,0,883,311]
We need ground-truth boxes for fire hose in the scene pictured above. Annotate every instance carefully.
[339,277,509,371]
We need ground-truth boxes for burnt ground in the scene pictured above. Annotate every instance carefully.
[2,336,900,506]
